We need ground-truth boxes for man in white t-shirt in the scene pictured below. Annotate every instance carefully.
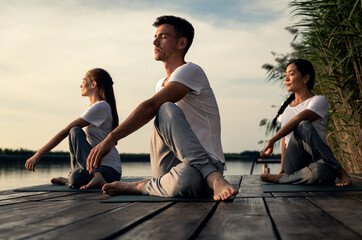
[86,15,238,200]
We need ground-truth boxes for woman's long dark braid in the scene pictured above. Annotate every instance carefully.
[271,93,295,128]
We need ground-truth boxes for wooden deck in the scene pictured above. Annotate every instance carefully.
[1,174,362,240]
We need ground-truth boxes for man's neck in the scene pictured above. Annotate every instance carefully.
[163,58,186,79]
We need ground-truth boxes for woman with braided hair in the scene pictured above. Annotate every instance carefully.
[25,68,122,189]
[260,59,351,186]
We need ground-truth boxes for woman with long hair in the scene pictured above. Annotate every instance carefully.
[260,59,351,186]
[25,68,122,189]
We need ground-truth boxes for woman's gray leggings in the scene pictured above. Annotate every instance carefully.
[279,121,341,185]
[67,127,121,188]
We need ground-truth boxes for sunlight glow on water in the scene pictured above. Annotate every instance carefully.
[0,161,280,191]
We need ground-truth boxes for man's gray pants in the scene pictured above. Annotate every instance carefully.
[279,121,341,185]
[142,102,224,197]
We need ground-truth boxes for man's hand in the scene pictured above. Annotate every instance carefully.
[87,137,115,174]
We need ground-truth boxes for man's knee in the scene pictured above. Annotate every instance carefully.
[156,102,179,120]
[155,102,186,131]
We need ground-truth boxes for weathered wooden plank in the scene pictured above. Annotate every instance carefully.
[0,189,17,195]
[265,197,361,240]
[350,175,362,187]
[197,198,276,240]
[115,202,218,240]
[0,199,123,239]
[307,195,362,235]
[350,194,362,202]
[309,191,360,198]
[224,175,242,186]
[30,202,173,240]
[41,192,106,201]
[237,175,272,198]
[0,199,86,225]
[0,191,48,201]
[0,192,78,206]
[350,174,362,180]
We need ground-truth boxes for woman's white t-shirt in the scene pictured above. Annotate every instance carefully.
[155,62,225,164]
[80,101,122,174]
[281,95,329,147]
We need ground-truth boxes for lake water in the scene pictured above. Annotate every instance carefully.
[0,160,280,191]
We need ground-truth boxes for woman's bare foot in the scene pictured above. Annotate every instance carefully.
[102,179,150,196]
[206,171,239,201]
[80,172,106,189]
[260,173,286,183]
[335,168,352,186]
[51,177,68,185]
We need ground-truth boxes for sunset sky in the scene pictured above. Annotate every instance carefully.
[0,0,294,154]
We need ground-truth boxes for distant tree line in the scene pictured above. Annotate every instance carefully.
[0,148,280,162]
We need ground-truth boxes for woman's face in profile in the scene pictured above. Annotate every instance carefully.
[80,72,94,97]
[284,63,305,93]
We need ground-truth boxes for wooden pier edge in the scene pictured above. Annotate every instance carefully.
[0,174,361,239]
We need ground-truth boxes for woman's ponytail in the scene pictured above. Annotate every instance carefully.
[87,68,119,131]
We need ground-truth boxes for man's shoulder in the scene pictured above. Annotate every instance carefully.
[184,62,203,71]
[178,62,207,78]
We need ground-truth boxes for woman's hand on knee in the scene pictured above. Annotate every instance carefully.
[260,140,274,158]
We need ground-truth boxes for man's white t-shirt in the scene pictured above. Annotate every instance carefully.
[80,101,122,174]
[281,95,329,146]
[155,62,225,164]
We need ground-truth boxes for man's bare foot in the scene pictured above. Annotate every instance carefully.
[102,179,150,196]
[335,168,352,186]
[80,172,106,189]
[206,171,238,201]
[260,173,286,184]
[51,177,68,185]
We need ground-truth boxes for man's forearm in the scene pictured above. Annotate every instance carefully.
[108,99,159,142]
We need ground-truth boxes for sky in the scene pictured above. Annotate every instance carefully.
[0,0,295,154]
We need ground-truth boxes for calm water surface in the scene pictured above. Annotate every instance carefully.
[0,160,280,191]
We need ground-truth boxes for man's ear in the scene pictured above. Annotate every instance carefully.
[178,37,187,50]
